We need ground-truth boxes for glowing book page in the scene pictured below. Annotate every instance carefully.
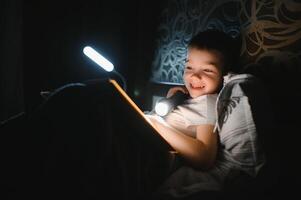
[109,79,152,124]
[108,79,172,149]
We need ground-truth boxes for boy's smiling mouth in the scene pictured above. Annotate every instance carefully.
[190,83,205,89]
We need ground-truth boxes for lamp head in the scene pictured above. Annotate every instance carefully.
[83,46,114,72]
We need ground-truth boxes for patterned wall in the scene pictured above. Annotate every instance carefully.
[150,0,301,84]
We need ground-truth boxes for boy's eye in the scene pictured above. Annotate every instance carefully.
[185,66,192,70]
[204,69,213,73]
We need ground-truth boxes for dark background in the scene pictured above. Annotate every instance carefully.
[0,0,167,121]
[1,0,301,198]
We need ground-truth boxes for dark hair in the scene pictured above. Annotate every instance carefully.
[188,29,240,74]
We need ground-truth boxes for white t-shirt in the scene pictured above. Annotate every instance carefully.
[154,74,266,199]
[164,94,218,138]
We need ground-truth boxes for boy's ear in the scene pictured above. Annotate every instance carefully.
[219,77,225,91]
[220,63,227,76]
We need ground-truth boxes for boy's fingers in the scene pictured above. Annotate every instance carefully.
[166,87,187,98]
[166,88,178,98]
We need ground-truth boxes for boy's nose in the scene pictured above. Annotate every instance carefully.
[191,72,202,80]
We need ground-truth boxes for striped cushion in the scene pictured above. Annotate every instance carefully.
[216,73,266,177]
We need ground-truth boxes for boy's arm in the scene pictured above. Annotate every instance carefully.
[148,116,217,170]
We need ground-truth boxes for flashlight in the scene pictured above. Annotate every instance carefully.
[155,91,189,117]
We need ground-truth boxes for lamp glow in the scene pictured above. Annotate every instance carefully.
[83,46,114,72]
[155,102,170,117]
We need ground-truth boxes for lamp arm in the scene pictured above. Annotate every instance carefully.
[111,70,127,92]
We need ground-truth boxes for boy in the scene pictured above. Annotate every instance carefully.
[148,29,235,169]
[146,29,238,198]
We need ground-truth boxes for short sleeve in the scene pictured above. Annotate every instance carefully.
[164,94,217,137]
[184,94,217,126]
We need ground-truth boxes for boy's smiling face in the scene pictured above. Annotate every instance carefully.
[184,47,224,98]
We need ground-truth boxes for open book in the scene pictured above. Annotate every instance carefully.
[109,79,173,150]
[109,79,153,124]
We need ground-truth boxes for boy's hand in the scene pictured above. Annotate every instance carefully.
[166,86,188,98]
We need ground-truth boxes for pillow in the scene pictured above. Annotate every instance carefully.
[215,73,266,177]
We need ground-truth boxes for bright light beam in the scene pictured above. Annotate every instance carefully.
[83,46,114,72]
[155,101,170,117]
